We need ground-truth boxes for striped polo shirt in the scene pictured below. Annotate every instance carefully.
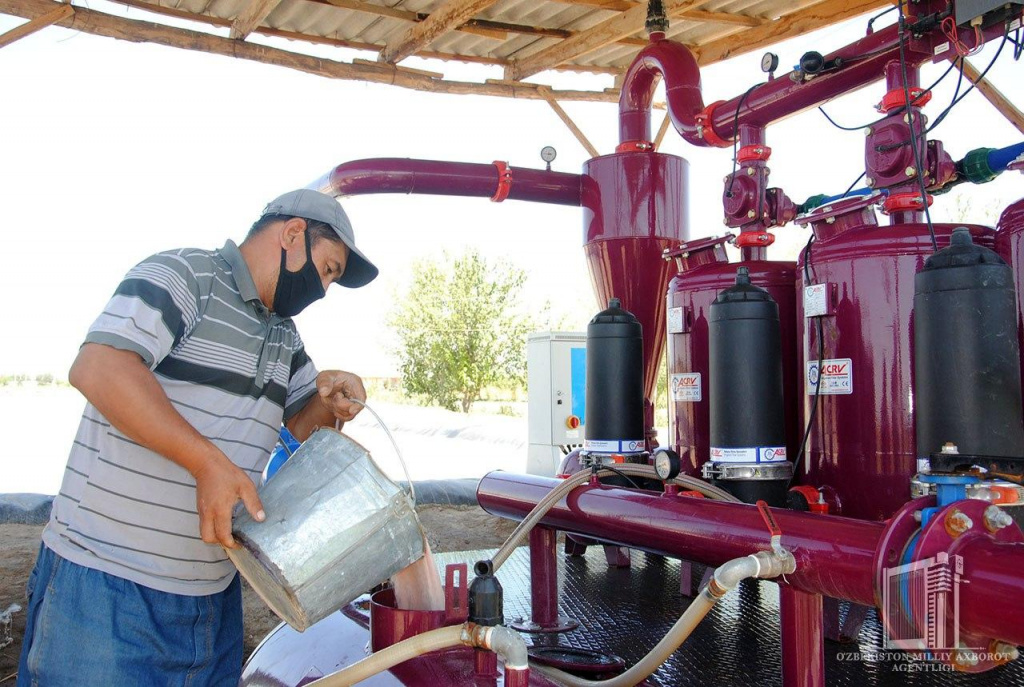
[43,240,319,596]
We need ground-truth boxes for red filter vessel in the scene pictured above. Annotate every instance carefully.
[666,236,798,476]
[995,197,1024,399]
[582,152,689,445]
[796,197,995,521]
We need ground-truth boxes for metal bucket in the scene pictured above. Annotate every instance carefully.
[227,428,424,631]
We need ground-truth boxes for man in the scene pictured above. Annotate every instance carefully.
[17,189,377,685]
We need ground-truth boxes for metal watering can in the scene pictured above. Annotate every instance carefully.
[226,428,424,631]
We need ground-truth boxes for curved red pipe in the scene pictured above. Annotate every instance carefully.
[619,39,706,147]
[311,158,582,207]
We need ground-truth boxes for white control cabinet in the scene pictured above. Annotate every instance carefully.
[527,331,587,476]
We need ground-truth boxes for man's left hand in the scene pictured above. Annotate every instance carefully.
[316,370,367,423]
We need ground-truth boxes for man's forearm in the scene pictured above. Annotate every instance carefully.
[69,343,222,477]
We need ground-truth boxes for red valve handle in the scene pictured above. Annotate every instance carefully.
[756,500,782,538]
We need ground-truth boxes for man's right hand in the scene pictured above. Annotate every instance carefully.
[193,451,265,549]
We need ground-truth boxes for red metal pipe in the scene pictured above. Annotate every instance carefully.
[477,472,881,605]
[311,158,582,206]
[620,17,1009,148]
[957,537,1024,646]
[477,472,1024,647]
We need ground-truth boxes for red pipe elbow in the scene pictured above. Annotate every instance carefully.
[619,39,721,148]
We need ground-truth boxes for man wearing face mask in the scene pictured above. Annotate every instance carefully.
[17,190,377,686]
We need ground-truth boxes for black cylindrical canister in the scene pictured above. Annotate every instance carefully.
[584,298,645,456]
[915,227,1024,464]
[707,267,790,505]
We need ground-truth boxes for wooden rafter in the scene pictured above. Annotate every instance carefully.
[551,0,764,27]
[505,0,702,81]
[381,0,501,64]
[0,1,71,47]
[653,112,672,150]
[229,0,283,40]
[957,56,1024,136]
[113,0,624,75]
[691,0,893,66]
[538,86,600,157]
[310,0,645,47]
[0,0,628,103]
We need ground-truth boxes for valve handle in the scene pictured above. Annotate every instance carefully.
[756,500,784,555]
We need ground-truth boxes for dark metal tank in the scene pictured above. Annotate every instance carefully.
[915,227,1024,462]
[796,197,995,521]
[665,236,798,478]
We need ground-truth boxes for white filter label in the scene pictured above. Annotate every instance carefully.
[710,446,786,463]
[804,283,829,317]
[671,372,702,402]
[934,40,950,56]
[584,439,645,453]
[667,306,684,334]
[807,358,853,395]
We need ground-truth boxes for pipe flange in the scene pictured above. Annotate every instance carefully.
[906,500,1024,673]
[873,496,934,609]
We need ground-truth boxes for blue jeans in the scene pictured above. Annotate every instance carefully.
[17,543,242,686]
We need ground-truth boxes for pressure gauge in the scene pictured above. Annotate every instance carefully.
[653,448,681,481]
[540,146,557,163]
[761,52,779,74]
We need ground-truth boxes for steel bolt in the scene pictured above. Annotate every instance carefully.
[865,177,875,187]
[913,510,923,522]
[864,127,872,135]
[993,642,1020,662]
[945,509,974,537]
[905,166,916,177]
[747,210,756,219]
[825,217,836,224]
[984,505,1013,532]
[941,442,959,454]
[746,167,755,176]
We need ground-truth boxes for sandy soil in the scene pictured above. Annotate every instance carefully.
[0,505,517,682]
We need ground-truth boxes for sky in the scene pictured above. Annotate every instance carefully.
[0,2,1021,379]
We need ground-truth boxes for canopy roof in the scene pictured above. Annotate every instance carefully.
[1,0,893,104]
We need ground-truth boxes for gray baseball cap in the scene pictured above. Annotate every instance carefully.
[261,189,378,288]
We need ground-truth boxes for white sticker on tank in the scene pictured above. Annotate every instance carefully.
[671,373,701,402]
[667,306,684,334]
[804,283,829,317]
[709,446,786,463]
[807,358,853,395]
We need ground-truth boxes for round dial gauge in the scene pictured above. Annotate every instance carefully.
[653,448,681,481]
[761,52,779,74]
[540,146,558,163]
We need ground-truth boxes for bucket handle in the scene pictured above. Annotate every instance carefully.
[340,399,417,506]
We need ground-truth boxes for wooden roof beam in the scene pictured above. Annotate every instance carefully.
[551,0,765,27]
[0,1,72,48]
[380,0,501,64]
[691,0,894,66]
[229,0,285,40]
[506,0,701,81]
[114,0,625,74]
[0,0,626,103]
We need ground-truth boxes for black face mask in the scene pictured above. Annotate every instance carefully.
[272,230,325,317]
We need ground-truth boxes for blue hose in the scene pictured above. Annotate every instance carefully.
[988,141,1024,173]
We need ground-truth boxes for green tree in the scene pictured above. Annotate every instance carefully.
[389,249,533,413]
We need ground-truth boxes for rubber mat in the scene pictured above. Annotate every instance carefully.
[434,546,1024,686]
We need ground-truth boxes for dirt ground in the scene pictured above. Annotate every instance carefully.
[0,505,516,683]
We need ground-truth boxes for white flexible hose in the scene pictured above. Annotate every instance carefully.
[307,625,467,687]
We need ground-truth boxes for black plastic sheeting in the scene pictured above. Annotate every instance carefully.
[0,479,481,525]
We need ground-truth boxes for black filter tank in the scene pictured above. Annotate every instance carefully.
[583,298,645,457]
[915,227,1024,471]
[705,267,792,505]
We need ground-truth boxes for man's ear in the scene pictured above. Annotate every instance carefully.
[279,218,308,251]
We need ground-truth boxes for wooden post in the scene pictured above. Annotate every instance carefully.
[653,112,673,150]
[0,2,72,48]
[539,87,601,158]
